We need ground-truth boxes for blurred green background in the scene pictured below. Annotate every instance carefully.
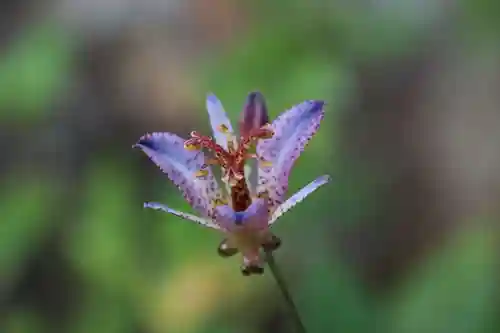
[0,1,498,332]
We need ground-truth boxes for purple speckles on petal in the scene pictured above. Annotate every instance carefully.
[256,100,325,214]
[134,132,222,218]
[308,100,325,115]
[135,93,331,276]
[144,202,221,230]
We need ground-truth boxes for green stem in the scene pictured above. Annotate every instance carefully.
[264,250,307,333]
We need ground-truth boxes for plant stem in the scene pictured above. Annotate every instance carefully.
[264,250,307,333]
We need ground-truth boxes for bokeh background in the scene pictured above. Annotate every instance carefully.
[1,0,498,332]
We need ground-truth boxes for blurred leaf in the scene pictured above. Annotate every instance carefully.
[388,226,496,333]
[0,174,58,293]
[71,291,135,333]
[462,0,500,40]
[199,17,351,116]
[297,249,375,333]
[65,158,140,293]
[0,21,73,120]
[1,307,48,333]
[339,11,434,61]
[327,158,385,228]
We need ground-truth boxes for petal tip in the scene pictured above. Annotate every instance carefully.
[310,100,326,112]
[135,136,157,151]
[247,91,263,100]
[317,174,331,183]
[240,91,269,136]
[206,93,219,104]
[144,202,169,211]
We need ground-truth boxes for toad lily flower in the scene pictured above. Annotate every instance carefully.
[134,92,330,275]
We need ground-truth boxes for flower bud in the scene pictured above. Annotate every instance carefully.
[239,91,269,138]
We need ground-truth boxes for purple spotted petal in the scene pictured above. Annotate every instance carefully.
[134,132,224,218]
[256,100,325,213]
[239,91,269,138]
[206,93,235,150]
[269,175,330,225]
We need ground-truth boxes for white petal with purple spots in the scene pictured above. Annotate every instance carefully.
[144,202,221,230]
[134,132,224,218]
[257,100,325,214]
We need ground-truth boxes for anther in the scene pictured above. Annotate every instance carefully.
[217,124,230,133]
[190,131,201,138]
[260,128,274,139]
[194,170,209,178]
[184,142,201,151]
[212,198,228,207]
[260,160,273,167]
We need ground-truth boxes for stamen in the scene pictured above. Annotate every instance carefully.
[190,131,203,138]
[260,160,273,167]
[195,170,209,178]
[251,127,274,140]
[184,141,201,151]
[227,135,236,153]
[260,128,274,139]
[237,126,274,153]
[231,172,245,181]
[257,191,269,199]
[228,177,239,186]
[217,124,230,133]
[184,132,228,162]
[212,198,228,207]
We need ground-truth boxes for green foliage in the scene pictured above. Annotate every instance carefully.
[0,174,60,292]
[0,21,73,120]
[388,226,496,333]
[65,158,141,292]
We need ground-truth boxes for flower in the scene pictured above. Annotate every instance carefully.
[134,92,330,275]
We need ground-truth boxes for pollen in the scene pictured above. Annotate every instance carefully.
[260,160,273,167]
[184,142,201,151]
[212,198,228,207]
[194,170,209,178]
[260,128,274,139]
[217,124,230,133]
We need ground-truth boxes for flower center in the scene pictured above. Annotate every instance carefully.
[183,125,274,185]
